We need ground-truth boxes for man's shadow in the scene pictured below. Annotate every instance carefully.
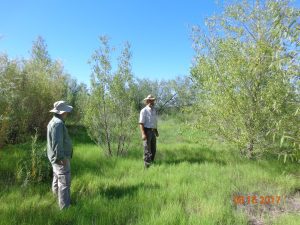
[100,183,160,199]
[155,146,227,166]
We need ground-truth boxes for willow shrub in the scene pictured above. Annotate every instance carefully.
[84,37,137,156]
[191,0,300,159]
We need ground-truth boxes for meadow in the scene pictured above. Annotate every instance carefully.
[0,117,299,225]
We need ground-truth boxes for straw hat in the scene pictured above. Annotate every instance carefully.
[49,101,73,114]
[143,94,156,101]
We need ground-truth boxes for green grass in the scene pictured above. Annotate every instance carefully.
[0,118,299,225]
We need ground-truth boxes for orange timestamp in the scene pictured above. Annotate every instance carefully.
[233,195,284,205]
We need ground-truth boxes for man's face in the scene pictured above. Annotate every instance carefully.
[61,112,69,120]
[148,100,155,107]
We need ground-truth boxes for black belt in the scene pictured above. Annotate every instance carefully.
[144,127,156,131]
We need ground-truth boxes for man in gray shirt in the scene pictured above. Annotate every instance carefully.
[139,95,159,168]
[47,101,73,209]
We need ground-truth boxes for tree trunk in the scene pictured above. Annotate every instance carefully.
[246,139,254,159]
[102,94,112,156]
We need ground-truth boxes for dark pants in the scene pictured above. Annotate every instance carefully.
[143,129,157,166]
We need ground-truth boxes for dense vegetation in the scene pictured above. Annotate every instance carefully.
[1,118,299,225]
[191,0,300,159]
[0,37,194,151]
[0,0,299,224]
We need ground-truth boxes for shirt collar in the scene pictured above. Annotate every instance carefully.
[54,114,65,123]
[146,105,153,110]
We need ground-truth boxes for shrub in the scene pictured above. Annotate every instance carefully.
[16,131,51,186]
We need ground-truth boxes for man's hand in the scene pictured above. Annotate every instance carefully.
[142,134,147,140]
[58,159,67,166]
[155,130,159,137]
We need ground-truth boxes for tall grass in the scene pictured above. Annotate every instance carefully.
[0,118,299,225]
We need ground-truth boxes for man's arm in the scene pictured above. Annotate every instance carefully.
[139,123,147,140]
[52,123,66,165]
[139,109,147,140]
[154,109,159,137]
[155,129,159,137]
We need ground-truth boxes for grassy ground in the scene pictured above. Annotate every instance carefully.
[0,117,299,225]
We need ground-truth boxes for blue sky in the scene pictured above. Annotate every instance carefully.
[1,1,298,85]
[0,0,221,84]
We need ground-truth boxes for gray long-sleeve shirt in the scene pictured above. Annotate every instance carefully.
[47,115,73,164]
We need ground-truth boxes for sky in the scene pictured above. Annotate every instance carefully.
[0,0,222,84]
[1,0,299,85]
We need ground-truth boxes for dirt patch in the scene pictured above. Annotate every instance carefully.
[233,191,300,225]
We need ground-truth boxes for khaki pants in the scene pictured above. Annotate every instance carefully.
[52,159,71,209]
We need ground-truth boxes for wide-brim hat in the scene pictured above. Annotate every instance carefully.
[144,94,156,101]
[50,101,73,114]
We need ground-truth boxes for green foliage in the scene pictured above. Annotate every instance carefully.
[0,54,24,145]
[0,36,79,146]
[135,76,197,114]
[64,79,89,124]
[84,36,137,156]
[191,0,300,159]
[169,76,197,109]
[16,131,51,185]
[0,54,17,146]
[1,118,300,224]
